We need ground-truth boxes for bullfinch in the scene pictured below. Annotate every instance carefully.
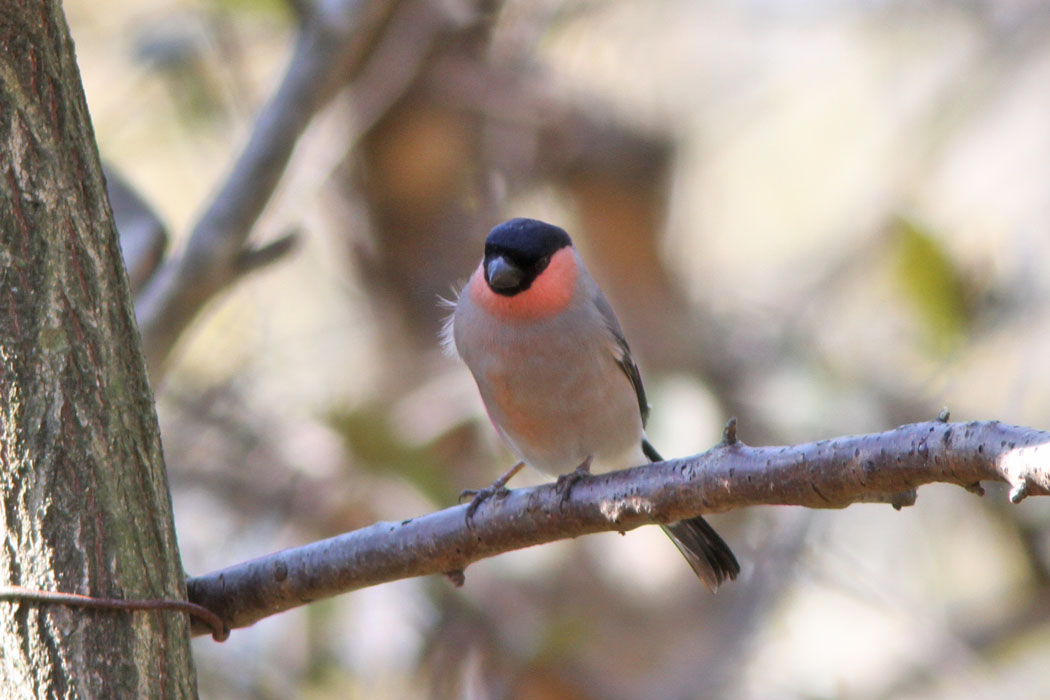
[444,217,739,591]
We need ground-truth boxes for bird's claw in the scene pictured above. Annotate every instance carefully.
[460,485,510,529]
[554,459,593,506]
[459,461,525,529]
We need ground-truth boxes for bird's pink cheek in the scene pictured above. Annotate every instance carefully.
[469,248,577,321]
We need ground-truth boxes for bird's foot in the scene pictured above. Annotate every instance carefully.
[555,457,593,506]
[459,461,525,529]
[460,484,510,527]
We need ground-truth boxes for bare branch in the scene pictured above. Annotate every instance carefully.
[186,419,1050,636]
[134,0,395,380]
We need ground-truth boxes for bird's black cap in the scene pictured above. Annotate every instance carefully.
[485,218,572,263]
[482,219,573,296]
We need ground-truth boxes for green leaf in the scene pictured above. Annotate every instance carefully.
[891,216,970,353]
[326,404,458,505]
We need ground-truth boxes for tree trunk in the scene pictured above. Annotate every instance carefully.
[0,2,197,698]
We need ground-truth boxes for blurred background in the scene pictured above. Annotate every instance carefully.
[67,0,1050,697]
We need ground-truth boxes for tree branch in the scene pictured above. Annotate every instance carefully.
[186,419,1050,636]
[134,0,395,380]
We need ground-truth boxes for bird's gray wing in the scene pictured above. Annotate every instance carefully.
[593,290,650,426]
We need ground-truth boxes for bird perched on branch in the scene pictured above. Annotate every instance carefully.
[444,217,739,591]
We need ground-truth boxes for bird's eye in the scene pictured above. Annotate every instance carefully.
[535,255,551,273]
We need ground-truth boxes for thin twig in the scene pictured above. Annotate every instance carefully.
[233,229,301,274]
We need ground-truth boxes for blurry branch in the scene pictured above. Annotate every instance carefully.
[134,0,399,381]
[233,227,300,274]
[187,419,1050,636]
[104,164,168,293]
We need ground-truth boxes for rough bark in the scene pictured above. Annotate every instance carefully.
[0,2,197,697]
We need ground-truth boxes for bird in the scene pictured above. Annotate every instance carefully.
[443,217,739,591]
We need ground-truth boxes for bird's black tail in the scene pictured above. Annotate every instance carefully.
[643,439,740,592]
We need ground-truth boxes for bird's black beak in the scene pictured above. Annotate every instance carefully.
[485,255,524,290]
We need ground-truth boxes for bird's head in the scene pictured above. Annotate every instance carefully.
[471,218,578,319]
